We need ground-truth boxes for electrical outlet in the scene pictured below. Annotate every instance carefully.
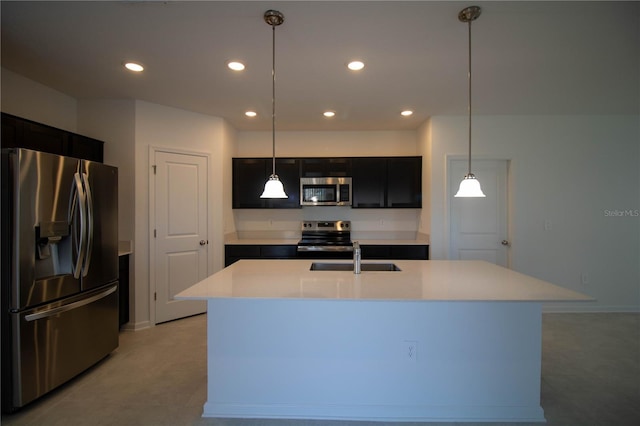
[404,340,417,363]
[544,220,552,231]
[581,273,589,285]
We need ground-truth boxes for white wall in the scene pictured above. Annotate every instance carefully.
[133,101,231,328]
[235,130,417,158]
[77,99,137,325]
[222,120,237,237]
[77,99,136,242]
[425,115,640,312]
[417,119,432,238]
[1,67,77,132]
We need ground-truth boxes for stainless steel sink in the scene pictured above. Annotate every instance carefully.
[310,262,401,272]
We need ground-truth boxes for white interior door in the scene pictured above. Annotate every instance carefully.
[449,159,509,266]
[154,150,208,323]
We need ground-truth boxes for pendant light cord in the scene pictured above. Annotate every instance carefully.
[271,23,276,177]
[467,18,473,176]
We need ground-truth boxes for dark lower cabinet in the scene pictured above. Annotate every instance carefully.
[261,245,298,259]
[118,255,130,328]
[391,245,429,260]
[2,113,104,162]
[225,245,261,266]
[225,244,298,267]
[361,245,429,260]
[225,244,428,266]
[360,245,391,259]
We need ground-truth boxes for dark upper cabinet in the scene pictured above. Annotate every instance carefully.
[232,155,421,209]
[352,156,421,208]
[2,113,67,155]
[301,158,351,177]
[232,158,301,209]
[68,134,104,163]
[21,119,68,155]
[386,157,422,208]
[352,158,387,208]
[232,158,268,208]
[1,113,22,148]
[1,113,104,162]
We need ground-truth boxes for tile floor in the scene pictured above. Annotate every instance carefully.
[2,313,639,426]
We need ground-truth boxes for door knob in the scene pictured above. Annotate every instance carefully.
[199,240,208,246]
[501,240,510,246]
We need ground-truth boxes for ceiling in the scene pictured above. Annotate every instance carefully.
[1,1,638,131]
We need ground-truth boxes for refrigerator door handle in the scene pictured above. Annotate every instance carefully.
[69,172,87,279]
[81,172,94,277]
[24,285,117,322]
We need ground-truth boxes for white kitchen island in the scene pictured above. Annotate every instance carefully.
[176,259,592,423]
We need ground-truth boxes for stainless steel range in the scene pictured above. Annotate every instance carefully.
[297,221,353,256]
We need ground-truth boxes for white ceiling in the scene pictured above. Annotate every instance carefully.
[1,1,638,131]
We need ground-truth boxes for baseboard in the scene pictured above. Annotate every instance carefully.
[543,303,640,313]
[119,320,152,331]
[203,402,546,422]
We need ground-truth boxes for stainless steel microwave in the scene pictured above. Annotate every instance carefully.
[300,177,352,206]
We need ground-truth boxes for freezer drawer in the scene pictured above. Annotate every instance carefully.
[7,283,119,411]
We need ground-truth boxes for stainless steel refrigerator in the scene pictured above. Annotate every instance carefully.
[1,148,119,412]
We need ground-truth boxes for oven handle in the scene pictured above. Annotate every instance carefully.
[297,245,354,253]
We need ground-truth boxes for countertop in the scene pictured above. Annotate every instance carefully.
[118,240,133,256]
[176,259,593,303]
[224,238,429,246]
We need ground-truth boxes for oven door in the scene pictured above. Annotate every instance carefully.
[297,244,354,259]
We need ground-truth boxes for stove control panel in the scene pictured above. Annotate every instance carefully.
[301,220,351,231]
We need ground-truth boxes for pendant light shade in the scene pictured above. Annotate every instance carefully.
[261,175,287,198]
[455,173,485,197]
[455,6,485,198]
[260,9,288,199]
[260,172,287,198]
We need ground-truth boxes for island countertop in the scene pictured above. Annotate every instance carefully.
[176,259,592,303]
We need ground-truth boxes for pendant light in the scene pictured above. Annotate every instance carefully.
[260,10,288,199]
[455,6,486,198]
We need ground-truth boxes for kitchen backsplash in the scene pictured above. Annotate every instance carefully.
[232,208,424,241]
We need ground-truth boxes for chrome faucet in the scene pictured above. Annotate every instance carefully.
[353,241,361,274]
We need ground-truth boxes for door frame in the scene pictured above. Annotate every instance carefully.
[445,155,513,268]
[148,146,213,326]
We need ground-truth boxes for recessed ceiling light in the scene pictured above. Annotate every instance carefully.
[124,62,144,72]
[245,111,257,117]
[323,111,336,118]
[401,110,414,117]
[228,61,245,71]
[347,61,365,71]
